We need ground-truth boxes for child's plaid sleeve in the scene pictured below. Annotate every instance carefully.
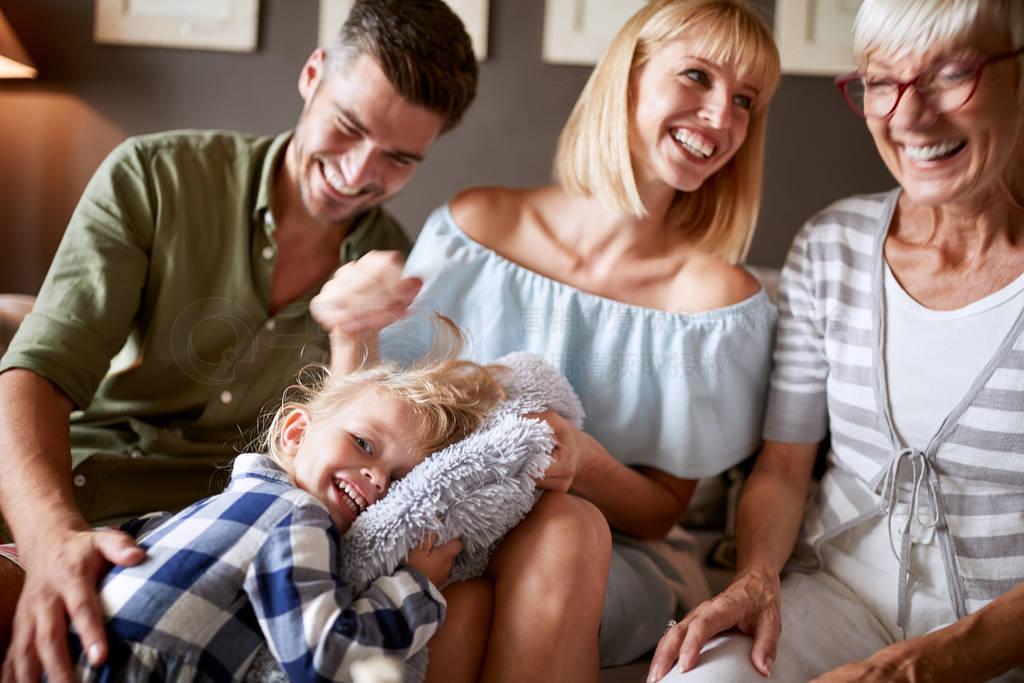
[245,501,446,681]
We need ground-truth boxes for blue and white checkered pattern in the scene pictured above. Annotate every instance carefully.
[69,454,445,681]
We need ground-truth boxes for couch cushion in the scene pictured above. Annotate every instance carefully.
[0,294,35,356]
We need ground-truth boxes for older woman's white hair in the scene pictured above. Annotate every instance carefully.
[853,0,1024,96]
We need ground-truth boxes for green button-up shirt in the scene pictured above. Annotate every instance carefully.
[0,129,411,524]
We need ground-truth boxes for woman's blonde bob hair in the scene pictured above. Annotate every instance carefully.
[554,0,780,263]
[264,316,506,466]
[852,0,1024,99]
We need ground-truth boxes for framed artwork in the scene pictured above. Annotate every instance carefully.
[775,0,861,76]
[542,0,646,65]
[93,0,259,52]
[318,0,489,59]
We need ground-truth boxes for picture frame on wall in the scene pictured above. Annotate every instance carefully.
[94,0,260,52]
[541,0,646,66]
[775,0,860,76]
[318,0,489,59]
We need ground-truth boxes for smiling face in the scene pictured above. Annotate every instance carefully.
[278,387,424,532]
[864,29,1023,210]
[628,35,759,195]
[288,49,445,226]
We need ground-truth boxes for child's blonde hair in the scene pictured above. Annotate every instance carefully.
[264,316,506,464]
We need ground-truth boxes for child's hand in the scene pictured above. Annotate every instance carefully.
[312,251,422,374]
[404,534,463,588]
[311,250,422,340]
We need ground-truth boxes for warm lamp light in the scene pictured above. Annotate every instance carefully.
[0,10,37,79]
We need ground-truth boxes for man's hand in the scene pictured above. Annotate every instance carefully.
[647,565,781,681]
[2,528,144,683]
[311,250,422,340]
[404,535,463,589]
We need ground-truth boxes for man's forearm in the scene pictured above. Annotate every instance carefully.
[0,369,83,548]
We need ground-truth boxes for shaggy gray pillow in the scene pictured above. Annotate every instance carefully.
[247,352,583,682]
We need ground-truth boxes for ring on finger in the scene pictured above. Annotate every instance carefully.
[663,618,677,635]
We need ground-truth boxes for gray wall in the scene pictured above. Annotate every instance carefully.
[0,0,893,295]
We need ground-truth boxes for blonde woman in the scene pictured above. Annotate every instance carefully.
[309,0,782,679]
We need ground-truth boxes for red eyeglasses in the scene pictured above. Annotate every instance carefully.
[834,46,1024,119]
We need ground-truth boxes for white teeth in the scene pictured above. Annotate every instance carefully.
[335,479,367,515]
[671,129,715,159]
[904,140,965,161]
[322,163,361,196]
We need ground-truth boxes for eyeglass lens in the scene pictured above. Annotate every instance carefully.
[845,60,979,118]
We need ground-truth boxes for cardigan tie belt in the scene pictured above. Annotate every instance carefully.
[870,446,963,630]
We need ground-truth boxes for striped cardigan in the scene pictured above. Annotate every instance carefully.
[764,188,1024,628]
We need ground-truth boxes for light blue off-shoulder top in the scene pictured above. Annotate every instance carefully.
[379,204,776,479]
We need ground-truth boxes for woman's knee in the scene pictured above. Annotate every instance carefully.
[490,492,611,586]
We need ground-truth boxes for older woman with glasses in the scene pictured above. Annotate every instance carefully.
[648,0,1024,681]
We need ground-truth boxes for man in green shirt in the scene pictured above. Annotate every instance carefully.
[0,0,476,677]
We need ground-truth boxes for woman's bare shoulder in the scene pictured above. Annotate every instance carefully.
[673,253,762,313]
[449,186,538,245]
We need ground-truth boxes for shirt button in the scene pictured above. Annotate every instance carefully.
[130,449,142,459]
[265,319,276,331]
[220,390,233,404]
[73,474,86,487]
[261,246,274,260]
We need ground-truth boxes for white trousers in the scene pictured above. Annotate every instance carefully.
[659,515,1024,682]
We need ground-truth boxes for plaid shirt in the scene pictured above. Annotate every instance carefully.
[69,454,445,681]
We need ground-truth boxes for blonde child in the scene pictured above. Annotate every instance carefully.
[66,320,504,680]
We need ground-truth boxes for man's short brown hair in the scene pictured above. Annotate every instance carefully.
[325,0,478,132]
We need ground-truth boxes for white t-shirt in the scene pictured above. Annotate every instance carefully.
[884,263,1024,447]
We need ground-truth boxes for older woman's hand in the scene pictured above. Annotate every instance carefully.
[647,564,781,681]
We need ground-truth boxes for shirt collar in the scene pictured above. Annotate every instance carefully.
[252,130,293,224]
[231,452,292,486]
